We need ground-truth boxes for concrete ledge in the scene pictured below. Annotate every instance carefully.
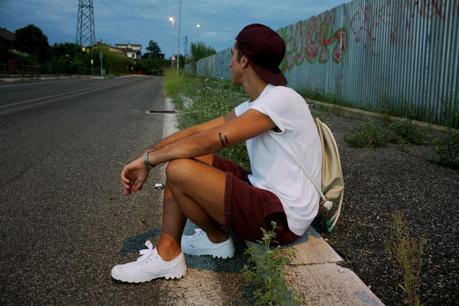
[245,226,384,305]
[289,227,343,265]
[287,263,384,306]
[245,227,343,265]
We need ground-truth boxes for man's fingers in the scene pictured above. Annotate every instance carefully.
[133,180,144,192]
[121,168,131,184]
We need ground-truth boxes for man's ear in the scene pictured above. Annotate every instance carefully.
[240,55,249,68]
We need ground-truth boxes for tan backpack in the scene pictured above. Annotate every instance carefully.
[275,117,344,232]
[314,117,344,232]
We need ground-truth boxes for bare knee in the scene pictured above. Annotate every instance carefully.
[166,159,195,184]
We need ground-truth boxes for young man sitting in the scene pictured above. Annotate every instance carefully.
[111,23,322,283]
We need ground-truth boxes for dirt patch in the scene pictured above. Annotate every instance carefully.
[312,107,459,305]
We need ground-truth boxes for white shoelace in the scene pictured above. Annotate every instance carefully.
[189,228,206,241]
[137,240,155,262]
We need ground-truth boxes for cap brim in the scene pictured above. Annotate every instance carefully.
[250,61,287,86]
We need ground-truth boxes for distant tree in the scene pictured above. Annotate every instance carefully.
[190,42,216,63]
[15,24,50,63]
[51,42,77,58]
[144,40,164,59]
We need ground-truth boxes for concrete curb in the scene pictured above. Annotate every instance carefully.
[307,98,458,133]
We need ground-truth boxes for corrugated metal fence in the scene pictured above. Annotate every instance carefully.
[196,0,459,128]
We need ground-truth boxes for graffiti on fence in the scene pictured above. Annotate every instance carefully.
[350,0,452,44]
[278,11,348,71]
[414,0,443,18]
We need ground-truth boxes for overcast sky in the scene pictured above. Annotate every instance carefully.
[0,0,350,57]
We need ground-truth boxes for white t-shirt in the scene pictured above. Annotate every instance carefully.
[234,84,322,236]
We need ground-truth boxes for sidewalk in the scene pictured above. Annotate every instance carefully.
[160,97,384,305]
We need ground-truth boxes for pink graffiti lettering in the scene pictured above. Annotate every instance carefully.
[279,12,348,71]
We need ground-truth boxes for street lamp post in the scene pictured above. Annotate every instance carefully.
[169,16,175,69]
[176,0,182,73]
[196,24,200,42]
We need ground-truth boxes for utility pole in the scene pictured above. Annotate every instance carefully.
[76,0,96,48]
[183,36,189,60]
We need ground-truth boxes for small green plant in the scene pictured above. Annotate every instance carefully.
[385,212,425,306]
[434,131,459,170]
[389,121,425,145]
[163,69,186,99]
[345,122,392,148]
[439,88,459,129]
[242,222,303,306]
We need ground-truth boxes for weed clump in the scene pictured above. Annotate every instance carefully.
[163,69,186,99]
[345,121,427,148]
[385,212,425,306]
[434,131,459,170]
[345,122,392,148]
[389,122,425,145]
[243,222,303,306]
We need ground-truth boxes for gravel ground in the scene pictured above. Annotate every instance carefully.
[310,106,459,305]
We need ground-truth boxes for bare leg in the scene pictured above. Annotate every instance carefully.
[156,155,229,261]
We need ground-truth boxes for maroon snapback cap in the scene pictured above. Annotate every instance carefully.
[236,23,287,86]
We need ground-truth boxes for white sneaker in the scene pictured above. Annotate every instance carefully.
[181,228,235,259]
[111,240,187,283]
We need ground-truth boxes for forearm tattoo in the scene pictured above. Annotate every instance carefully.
[218,132,229,148]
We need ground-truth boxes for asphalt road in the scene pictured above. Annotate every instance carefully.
[0,76,168,304]
[0,76,246,305]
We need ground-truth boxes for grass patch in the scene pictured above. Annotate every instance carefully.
[163,72,250,168]
[345,121,427,148]
[243,222,303,306]
[434,131,459,170]
[345,122,393,148]
[388,121,426,145]
[163,69,187,99]
[385,212,425,306]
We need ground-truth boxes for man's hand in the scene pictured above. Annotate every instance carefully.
[120,157,149,195]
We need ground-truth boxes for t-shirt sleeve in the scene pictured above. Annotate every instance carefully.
[234,101,250,117]
[250,88,295,133]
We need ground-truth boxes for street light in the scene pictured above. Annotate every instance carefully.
[196,24,200,42]
[176,0,183,74]
[168,16,175,69]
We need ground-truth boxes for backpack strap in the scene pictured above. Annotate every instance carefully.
[269,134,333,211]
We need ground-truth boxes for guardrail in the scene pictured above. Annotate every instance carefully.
[0,63,41,76]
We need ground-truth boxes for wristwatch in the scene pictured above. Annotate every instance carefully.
[143,151,154,171]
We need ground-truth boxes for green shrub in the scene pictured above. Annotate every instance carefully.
[389,122,425,145]
[163,69,186,99]
[163,73,250,168]
[434,131,459,169]
[385,212,425,306]
[345,122,392,148]
[243,222,302,306]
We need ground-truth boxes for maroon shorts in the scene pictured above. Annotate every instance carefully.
[212,155,300,245]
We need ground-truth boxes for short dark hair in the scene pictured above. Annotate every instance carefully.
[234,41,244,61]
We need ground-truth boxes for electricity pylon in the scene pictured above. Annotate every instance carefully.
[76,0,96,47]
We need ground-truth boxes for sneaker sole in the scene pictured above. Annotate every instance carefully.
[183,248,235,259]
[111,269,186,283]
